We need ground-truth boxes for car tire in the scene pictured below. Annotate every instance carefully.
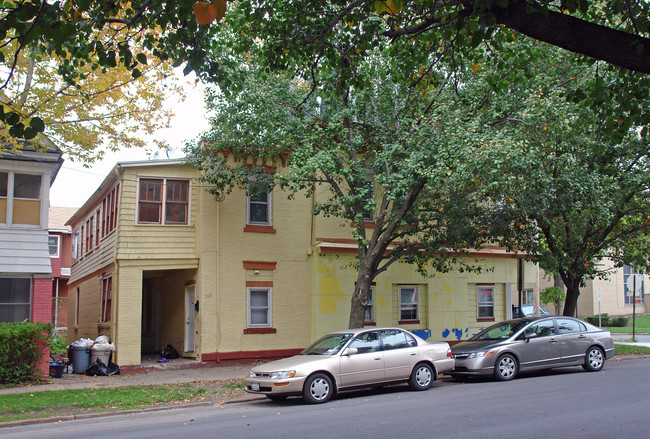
[266,394,288,401]
[583,346,605,372]
[409,363,434,391]
[494,354,518,381]
[303,373,333,404]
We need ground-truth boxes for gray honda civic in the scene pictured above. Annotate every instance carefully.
[450,316,614,381]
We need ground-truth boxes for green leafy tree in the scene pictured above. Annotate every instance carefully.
[2,1,650,142]
[189,60,500,328]
[460,42,650,317]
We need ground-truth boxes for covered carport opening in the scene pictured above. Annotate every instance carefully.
[141,268,198,358]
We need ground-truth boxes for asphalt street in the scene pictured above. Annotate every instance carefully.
[3,357,649,439]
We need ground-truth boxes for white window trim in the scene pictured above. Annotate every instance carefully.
[0,169,47,229]
[246,190,273,226]
[101,276,112,323]
[48,234,60,258]
[247,287,272,328]
[136,177,192,225]
[478,285,495,318]
[399,286,419,321]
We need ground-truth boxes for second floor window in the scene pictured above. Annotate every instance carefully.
[247,191,272,226]
[0,171,42,226]
[138,178,189,225]
[48,235,60,257]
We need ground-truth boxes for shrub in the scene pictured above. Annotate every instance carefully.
[584,314,609,326]
[609,317,629,327]
[0,321,53,385]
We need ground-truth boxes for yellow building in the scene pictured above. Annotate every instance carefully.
[67,159,537,367]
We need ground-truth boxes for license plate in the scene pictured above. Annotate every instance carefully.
[251,382,260,391]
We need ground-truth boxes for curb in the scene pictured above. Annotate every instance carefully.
[0,395,266,429]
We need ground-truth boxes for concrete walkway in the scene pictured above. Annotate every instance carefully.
[0,361,251,395]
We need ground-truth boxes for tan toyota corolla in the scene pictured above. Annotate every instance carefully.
[244,327,454,403]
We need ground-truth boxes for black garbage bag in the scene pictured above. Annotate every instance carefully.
[86,358,109,376]
[106,361,120,376]
[160,344,179,359]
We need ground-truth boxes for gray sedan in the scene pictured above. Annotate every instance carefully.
[450,316,614,381]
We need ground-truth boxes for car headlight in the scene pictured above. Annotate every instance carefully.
[248,369,257,378]
[269,370,296,379]
[468,350,495,359]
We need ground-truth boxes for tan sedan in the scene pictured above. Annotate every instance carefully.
[244,327,454,403]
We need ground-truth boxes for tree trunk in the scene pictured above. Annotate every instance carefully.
[553,274,564,315]
[348,268,374,329]
[562,278,581,317]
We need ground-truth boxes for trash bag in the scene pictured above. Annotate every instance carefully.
[160,344,179,359]
[86,358,109,376]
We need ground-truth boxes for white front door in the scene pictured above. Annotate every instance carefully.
[184,285,195,353]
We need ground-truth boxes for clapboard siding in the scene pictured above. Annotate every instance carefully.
[69,229,117,283]
[115,165,198,261]
[0,230,51,273]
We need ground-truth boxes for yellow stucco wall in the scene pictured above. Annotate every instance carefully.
[311,251,536,343]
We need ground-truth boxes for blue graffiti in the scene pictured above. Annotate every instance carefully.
[412,329,432,341]
[441,327,484,341]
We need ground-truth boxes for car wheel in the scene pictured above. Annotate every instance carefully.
[583,346,605,372]
[494,354,518,381]
[303,373,333,404]
[266,394,288,401]
[409,363,434,391]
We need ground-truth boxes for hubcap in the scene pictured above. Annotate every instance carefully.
[589,349,603,369]
[499,357,516,378]
[310,378,330,400]
[416,366,432,387]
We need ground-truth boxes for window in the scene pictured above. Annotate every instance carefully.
[74,288,80,326]
[95,209,101,248]
[522,289,534,305]
[0,171,42,226]
[0,277,31,322]
[48,235,60,257]
[364,286,374,323]
[557,318,586,334]
[0,171,7,223]
[71,229,80,264]
[138,178,189,225]
[361,180,374,222]
[379,329,417,350]
[247,287,271,327]
[349,331,380,353]
[624,265,645,305]
[399,286,418,321]
[102,184,119,237]
[247,191,272,225]
[524,319,556,338]
[478,285,494,319]
[85,216,94,252]
[101,277,112,323]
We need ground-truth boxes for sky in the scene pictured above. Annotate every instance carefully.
[49,79,210,208]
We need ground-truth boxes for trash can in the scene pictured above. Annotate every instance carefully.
[49,361,64,378]
[90,344,112,366]
[71,346,91,374]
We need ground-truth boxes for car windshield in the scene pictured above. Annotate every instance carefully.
[301,333,354,355]
[470,321,529,341]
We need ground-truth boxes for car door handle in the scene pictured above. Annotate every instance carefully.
[374,357,382,361]
[578,335,587,339]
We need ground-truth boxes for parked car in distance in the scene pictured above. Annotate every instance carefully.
[512,304,551,318]
[450,316,614,381]
[244,327,454,404]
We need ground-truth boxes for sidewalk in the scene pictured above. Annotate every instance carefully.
[0,359,252,395]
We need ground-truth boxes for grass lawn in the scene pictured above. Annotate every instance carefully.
[614,344,650,355]
[0,380,245,423]
[606,315,650,334]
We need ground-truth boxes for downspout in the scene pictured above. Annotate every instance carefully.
[54,278,59,328]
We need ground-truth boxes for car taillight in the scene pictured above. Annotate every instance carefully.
[447,349,452,358]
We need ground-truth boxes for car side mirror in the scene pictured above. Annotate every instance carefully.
[342,347,358,356]
[524,332,538,341]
